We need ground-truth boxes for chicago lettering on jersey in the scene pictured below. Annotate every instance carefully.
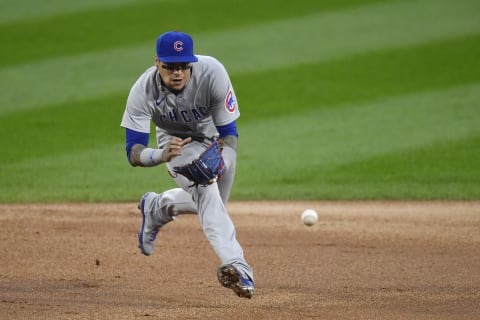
[157,106,209,123]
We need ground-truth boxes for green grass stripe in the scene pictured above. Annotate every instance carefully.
[0,0,160,23]
[197,0,480,73]
[1,0,478,115]
[233,83,480,199]
[1,83,478,202]
[0,143,168,202]
[318,135,480,199]
[233,134,480,200]
[1,34,477,164]
[236,33,480,122]
[0,0,382,67]
[0,93,126,164]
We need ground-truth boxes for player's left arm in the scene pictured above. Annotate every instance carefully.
[216,121,238,151]
[207,59,240,150]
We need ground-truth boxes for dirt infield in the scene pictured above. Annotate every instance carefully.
[0,201,479,319]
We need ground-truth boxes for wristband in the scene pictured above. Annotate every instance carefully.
[139,148,164,167]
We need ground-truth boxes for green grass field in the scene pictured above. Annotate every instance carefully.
[1,0,479,202]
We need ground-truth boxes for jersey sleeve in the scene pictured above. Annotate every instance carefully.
[120,75,152,133]
[208,59,240,126]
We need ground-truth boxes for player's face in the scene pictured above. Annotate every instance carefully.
[155,58,192,91]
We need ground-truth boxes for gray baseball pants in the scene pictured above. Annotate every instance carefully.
[144,140,253,280]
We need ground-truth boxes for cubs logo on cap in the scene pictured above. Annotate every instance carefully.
[156,31,198,63]
[173,41,184,52]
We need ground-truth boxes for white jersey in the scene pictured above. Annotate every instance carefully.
[121,55,240,148]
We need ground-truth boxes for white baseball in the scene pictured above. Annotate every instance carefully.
[301,209,318,226]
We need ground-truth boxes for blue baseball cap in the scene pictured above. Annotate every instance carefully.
[156,31,198,63]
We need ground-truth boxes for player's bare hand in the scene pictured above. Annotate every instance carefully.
[162,137,192,162]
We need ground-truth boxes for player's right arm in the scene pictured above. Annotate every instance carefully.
[121,70,191,167]
[125,128,191,167]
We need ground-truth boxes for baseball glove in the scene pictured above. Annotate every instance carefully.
[173,139,225,186]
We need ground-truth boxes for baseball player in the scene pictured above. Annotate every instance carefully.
[120,31,255,299]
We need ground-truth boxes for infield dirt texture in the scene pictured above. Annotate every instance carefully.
[1,201,479,319]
